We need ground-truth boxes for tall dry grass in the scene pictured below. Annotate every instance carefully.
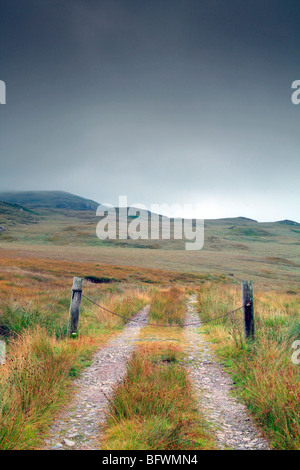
[0,284,149,338]
[102,343,216,450]
[149,287,186,326]
[80,287,149,331]
[196,282,300,450]
[0,283,149,449]
[0,328,101,449]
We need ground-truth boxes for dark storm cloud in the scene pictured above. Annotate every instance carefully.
[0,0,299,220]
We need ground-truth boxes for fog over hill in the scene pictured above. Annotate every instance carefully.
[0,191,299,225]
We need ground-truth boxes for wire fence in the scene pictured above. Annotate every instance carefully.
[82,293,243,328]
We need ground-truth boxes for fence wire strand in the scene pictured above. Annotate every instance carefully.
[82,294,243,327]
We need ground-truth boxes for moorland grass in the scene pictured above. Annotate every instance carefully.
[149,287,186,326]
[196,282,300,450]
[102,342,216,450]
[0,327,102,449]
[102,288,216,450]
[0,283,149,449]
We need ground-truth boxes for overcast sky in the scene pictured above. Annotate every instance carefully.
[0,0,299,221]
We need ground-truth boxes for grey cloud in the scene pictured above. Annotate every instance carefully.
[0,1,299,221]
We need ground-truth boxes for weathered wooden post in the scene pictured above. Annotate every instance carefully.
[242,280,255,340]
[67,277,83,337]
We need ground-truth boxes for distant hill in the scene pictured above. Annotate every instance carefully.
[0,190,299,252]
[0,191,100,212]
[205,216,258,226]
[277,219,300,226]
[0,201,39,228]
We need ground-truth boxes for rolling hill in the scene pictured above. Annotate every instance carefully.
[0,201,40,228]
[0,191,100,212]
[0,190,299,290]
[0,191,299,248]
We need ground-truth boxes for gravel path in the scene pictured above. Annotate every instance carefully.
[44,306,149,450]
[183,296,270,450]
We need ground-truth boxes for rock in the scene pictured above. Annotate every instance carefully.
[63,438,76,447]
[51,443,63,449]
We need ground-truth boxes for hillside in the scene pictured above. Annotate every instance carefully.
[0,191,100,212]
[0,190,299,251]
[0,190,299,290]
[0,201,40,228]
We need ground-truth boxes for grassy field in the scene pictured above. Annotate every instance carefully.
[0,248,299,449]
[0,270,149,450]
[149,287,186,326]
[1,227,300,293]
[0,191,299,292]
[0,192,299,449]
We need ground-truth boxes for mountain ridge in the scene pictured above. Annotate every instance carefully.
[0,190,100,212]
[0,190,299,225]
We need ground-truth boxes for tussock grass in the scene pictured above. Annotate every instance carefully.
[0,327,103,449]
[149,287,186,326]
[0,284,149,338]
[196,283,300,450]
[102,343,216,450]
[0,278,149,449]
[80,287,149,331]
[0,303,68,338]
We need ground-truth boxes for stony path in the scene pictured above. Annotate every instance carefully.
[44,306,149,450]
[183,296,270,450]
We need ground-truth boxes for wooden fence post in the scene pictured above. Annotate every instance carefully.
[67,277,83,337]
[242,280,255,340]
